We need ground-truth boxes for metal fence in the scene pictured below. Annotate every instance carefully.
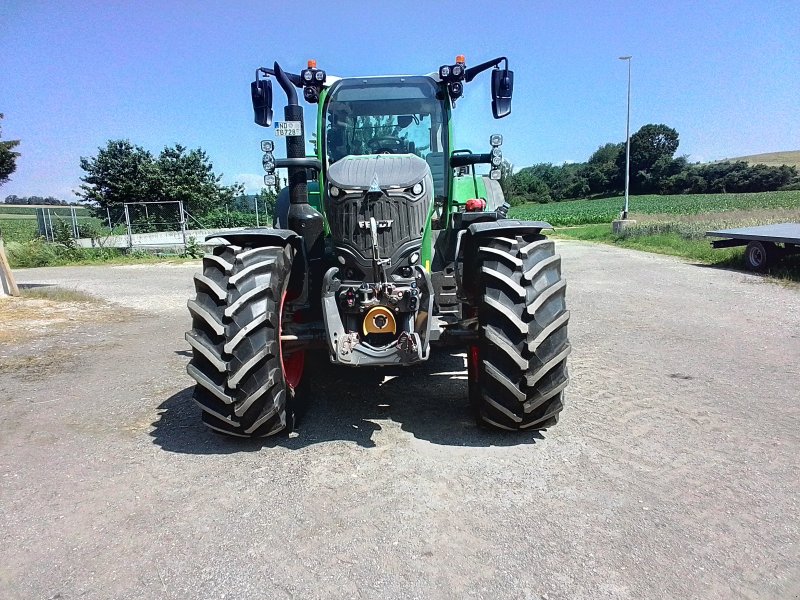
[29,196,275,250]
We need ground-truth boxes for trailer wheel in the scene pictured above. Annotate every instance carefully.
[186,241,301,437]
[468,233,571,431]
[744,241,775,271]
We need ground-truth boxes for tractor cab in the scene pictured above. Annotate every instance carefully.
[322,76,448,202]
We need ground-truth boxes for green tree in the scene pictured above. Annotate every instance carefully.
[156,144,240,216]
[78,139,244,222]
[498,159,514,197]
[77,140,161,210]
[588,142,624,166]
[0,114,21,187]
[586,142,623,195]
[619,124,679,193]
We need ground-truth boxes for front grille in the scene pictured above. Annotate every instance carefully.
[327,191,429,258]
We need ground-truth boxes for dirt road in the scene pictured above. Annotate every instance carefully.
[1,241,798,599]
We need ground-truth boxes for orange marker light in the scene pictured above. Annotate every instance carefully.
[456,55,466,64]
[308,59,317,68]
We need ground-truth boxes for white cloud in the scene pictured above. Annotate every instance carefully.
[232,173,265,194]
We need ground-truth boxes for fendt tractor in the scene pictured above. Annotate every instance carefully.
[185,55,571,437]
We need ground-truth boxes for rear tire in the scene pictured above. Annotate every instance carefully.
[186,241,302,437]
[744,241,775,271]
[468,233,570,430]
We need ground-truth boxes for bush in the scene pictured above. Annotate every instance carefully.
[183,236,203,258]
[201,209,258,228]
[5,238,130,268]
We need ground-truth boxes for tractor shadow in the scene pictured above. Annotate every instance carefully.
[150,351,545,454]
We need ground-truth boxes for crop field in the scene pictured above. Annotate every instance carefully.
[508,190,800,226]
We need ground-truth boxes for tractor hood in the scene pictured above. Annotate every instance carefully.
[327,154,430,191]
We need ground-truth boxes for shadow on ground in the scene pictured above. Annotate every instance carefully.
[150,351,545,454]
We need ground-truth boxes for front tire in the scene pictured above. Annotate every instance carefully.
[468,234,571,430]
[186,241,302,437]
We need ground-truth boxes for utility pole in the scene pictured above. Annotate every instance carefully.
[619,55,632,220]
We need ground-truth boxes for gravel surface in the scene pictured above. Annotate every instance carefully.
[1,241,798,600]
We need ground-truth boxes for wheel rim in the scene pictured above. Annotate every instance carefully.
[279,291,305,390]
[749,246,764,266]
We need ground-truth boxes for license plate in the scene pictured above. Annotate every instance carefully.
[275,121,302,136]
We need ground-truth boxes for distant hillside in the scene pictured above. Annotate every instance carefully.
[719,150,800,169]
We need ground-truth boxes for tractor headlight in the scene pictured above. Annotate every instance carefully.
[439,65,450,78]
[262,153,275,171]
[452,65,463,77]
[490,134,503,147]
[412,182,423,195]
[491,147,502,157]
[261,140,274,153]
[303,70,313,82]
[489,169,502,180]
[329,185,340,197]
[315,70,325,81]
[491,155,502,166]
[264,174,277,186]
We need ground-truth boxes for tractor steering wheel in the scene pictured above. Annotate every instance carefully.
[368,136,404,155]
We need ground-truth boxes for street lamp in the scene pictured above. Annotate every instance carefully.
[619,55,632,220]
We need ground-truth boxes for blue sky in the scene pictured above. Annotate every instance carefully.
[1,0,798,200]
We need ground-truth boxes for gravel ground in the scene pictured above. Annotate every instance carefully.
[1,241,798,600]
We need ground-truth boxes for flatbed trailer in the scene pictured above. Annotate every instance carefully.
[706,222,800,270]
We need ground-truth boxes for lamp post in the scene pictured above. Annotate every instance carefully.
[619,55,632,220]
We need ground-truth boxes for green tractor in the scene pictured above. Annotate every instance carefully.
[186,55,571,437]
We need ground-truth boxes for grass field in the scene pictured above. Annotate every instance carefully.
[0,205,91,216]
[508,191,800,226]
[514,190,800,282]
[722,150,800,169]
[0,205,102,243]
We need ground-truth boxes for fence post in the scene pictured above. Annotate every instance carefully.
[254,196,260,227]
[47,209,55,242]
[179,201,187,249]
[71,206,79,238]
[36,208,47,237]
[124,203,133,249]
[107,207,112,232]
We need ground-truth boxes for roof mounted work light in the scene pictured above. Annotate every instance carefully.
[301,59,326,104]
[439,55,467,106]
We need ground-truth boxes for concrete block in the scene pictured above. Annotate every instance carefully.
[612,219,637,234]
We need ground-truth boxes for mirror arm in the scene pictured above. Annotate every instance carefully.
[256,66,303,89]
[275,157,322,171]
[464,56,508,83]
[451,153,492,167]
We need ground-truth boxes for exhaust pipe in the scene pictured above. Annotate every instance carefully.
[273,62,325,307]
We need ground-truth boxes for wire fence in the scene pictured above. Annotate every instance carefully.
[4,195,276,250]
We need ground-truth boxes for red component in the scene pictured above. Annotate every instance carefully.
[307,59,317,68]
[279,291,305,390]
[468,345,480,382]
[465,198,487,212]
[456,55,466,64]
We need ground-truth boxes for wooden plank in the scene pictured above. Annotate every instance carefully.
[0,235,20,297]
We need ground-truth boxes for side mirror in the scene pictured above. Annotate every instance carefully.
[250,78,273,127]
[491,68,514,119]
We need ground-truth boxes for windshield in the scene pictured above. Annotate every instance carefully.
[324,76,446,197]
